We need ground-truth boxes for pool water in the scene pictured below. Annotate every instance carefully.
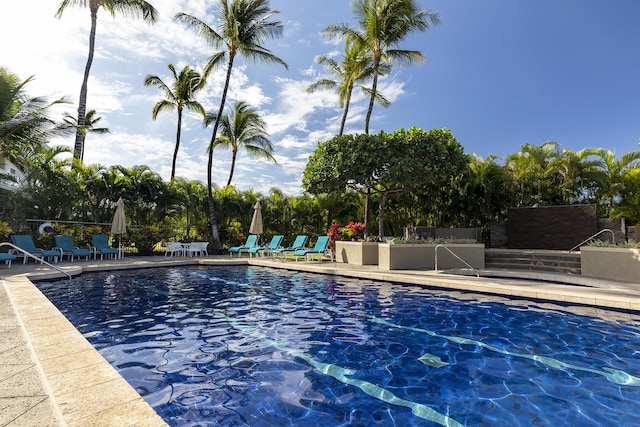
[38,266,640,426]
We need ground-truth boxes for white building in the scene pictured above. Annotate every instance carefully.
[0,156,23,191]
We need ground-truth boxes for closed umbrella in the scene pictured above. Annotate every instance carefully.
[249,201,263,237]
[111,197,127,258]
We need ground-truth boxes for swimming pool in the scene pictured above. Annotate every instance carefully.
[38,266,640,426]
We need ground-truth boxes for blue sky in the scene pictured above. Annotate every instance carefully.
[3,0,640,194]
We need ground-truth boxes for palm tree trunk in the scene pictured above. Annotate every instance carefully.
[206,55,235,250]
[226,150,237,187]
[172,108,182,181]
[75,7,98,161]
[364,54,381,135]
[339,84,354,136]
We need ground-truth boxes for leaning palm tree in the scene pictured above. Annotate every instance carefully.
[144,64,206,181]
[0,68,70,173]
[209,100,275,187]
[55,0,157,162]
[324,0,439,134]
[61,109,110,162]
[307,38,390,136]
[175,0,288,249]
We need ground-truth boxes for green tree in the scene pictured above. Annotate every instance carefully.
[0,68,70,172]
[505,141,562,206]
[61,109,110,162]
[589,148,640,217]
[307,39,389,136]
[144,64,206,181]
[303,127,466,238]
[324,0,439,134]
[56,0,157,162]
[210,100,275,186]
[175,0,288,250]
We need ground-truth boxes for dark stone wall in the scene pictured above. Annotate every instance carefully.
[507,205,597,250]
[489,221,508,248]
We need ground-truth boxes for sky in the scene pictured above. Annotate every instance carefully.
[3,0,640,195]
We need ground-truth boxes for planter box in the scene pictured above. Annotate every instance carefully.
[378,243,485,270]
[581,246,640,283]
[335,241,379,265]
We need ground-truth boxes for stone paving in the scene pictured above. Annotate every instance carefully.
[1,254,639,426]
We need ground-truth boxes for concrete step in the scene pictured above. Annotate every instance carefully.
[485,249,581,275]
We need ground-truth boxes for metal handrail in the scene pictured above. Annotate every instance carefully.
[568,229,615,252]
[0,242,72,279]
[434,244,480,278]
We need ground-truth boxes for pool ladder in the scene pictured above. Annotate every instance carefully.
[0,242,72,279]
[434,244,480,278]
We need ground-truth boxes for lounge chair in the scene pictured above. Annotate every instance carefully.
[272,235,308,261]
[247,235,284,257]
[10,234,60,264]
[164,241,184,257]
[54,235,91,262]
[228,235,259,257]
[292,236,332,262]
[91,234,119,260]
[0,253,17,268]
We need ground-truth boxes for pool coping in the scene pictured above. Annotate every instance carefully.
[2,255,640,426]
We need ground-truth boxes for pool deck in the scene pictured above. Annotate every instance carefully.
[1,254,639,426]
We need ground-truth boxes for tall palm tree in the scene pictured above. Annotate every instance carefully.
[62,109,110,162]
[324,0,439,134]
[55,0,157,162]
[210,100,275,187]
[144,64,206,181]
[175,0,288,249]
[307,39,390,136]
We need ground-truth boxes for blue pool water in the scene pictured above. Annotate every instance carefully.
[38,266,640,426]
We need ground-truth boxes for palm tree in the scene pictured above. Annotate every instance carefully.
[307,39,390,136]
[144,64,206,181]
[590,148,640,216]
[55,0,157,162]
[175,0,288,249]
[0,68,70,173]
[62,109,110,162]
[210,100,275,186]
[324,0,439,134]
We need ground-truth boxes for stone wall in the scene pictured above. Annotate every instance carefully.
[507,205,597,250]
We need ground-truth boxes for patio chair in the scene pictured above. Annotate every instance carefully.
[54,235,91,262]
[292,236,332,262]
[91,234,119,260]
[184,241,209,257]
[228,235,259,257]
[10,234,60,264]
[164,241,184,257]
[247,235,284,257]
[0,253,17,268]
[272,235,308,261]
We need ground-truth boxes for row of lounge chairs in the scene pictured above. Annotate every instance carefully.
[228,234,333,262]
[1,234,120,268]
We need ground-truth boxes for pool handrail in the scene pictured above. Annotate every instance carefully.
[568,228,614,253]
[434,244,480,278]
[0,242,72,279]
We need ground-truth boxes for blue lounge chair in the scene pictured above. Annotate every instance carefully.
[292,236,332,262]
[54,235,91,262]
[91,234,119,260]
[0,253,17,268]
[228,234,259,257]
[10,234,60,264]
[247,235,284,258]
[272,235,308,261]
